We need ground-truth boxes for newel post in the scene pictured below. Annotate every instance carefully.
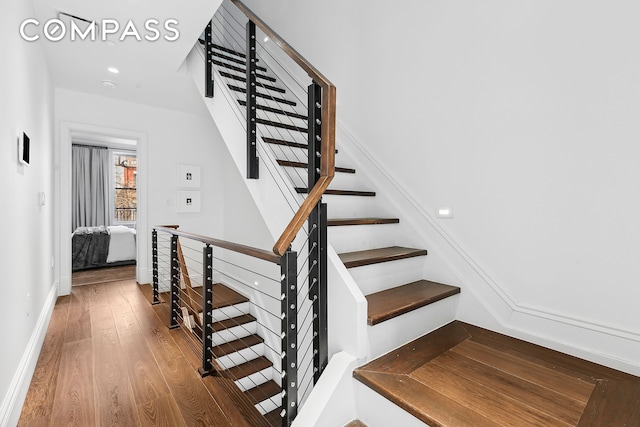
[246,20,259,179]
[281,249,298,426]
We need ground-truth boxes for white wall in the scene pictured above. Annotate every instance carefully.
[239,0,640,373]
[55,89,227,291]
[0,1,56,425]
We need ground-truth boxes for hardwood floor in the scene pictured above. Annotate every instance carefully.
[354,321,640,427]
[72,265,136,286]
[17,278,265,427]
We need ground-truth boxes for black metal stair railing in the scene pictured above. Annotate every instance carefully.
[152,224,325,426]
[191,1,336,425]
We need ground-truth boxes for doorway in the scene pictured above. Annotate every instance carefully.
[70,134,138,287]
[58,122,148,295]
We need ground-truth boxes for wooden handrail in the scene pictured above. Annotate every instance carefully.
[153,226,281,264]
[231,0,336,256]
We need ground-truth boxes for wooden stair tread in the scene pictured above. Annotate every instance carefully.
[238,99,306,120]
[344,421,368,427]
[295,188,375,197]
[264,407,282,427]
[244,380,281,404]
[212,334,263,357]
[354,321,640,427]
[213,51,268,72]
[212,59,275,82]
[366,280,460,325]
[228,85,296,106]
[211,313,256,332]
[225,74,285,93]
[263,137,338,153]
[277,160,355,173]
[256,118,307,133]
[223,356,272,379]
[338,246,427,268]
[209,42,248,59]
[328,218,399,226]
[212,283,249,308]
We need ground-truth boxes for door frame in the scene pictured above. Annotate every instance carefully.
[57,121,148,295]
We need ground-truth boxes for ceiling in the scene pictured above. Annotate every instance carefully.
[29,0,222,115]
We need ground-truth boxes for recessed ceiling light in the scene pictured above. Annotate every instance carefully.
[102,80,117,89]
[264,36,269,43]
[108,67,119,74]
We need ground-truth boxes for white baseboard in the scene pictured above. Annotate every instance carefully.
[59,274,71,296]
[0,282,58,427]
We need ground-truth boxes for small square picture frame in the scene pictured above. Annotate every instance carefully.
[177,165,201,188]
[177,191,201,213]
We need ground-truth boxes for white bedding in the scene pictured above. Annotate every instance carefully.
[106,225,137,263]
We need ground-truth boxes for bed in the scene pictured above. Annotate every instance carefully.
[72,225,137,271]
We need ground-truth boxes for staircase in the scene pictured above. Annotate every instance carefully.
[189,5,465,424]
[207,284,282,423]
[173,283,283,426]
[207,34,461,351]
[187,4,640,426]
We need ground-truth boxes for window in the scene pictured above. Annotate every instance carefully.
[113,152,137,223]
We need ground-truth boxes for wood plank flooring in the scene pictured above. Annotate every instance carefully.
[17,277,268,427]
[72,264,136,286]
[354,321,640,427]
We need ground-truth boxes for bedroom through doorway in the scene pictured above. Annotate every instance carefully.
[70,132,138,287]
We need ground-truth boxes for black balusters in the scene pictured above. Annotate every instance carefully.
[205,21,214,98]
[152,229,160,304]
[309,203,328,383]
[169,235,180,329]
[281,249,298,426]
[246,20,259,179]
[199,244,214,376]
[307,81,328,382]
[308,82,322,191]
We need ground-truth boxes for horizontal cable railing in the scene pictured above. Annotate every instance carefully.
[230,0,336,257]
[172,1,334,425]
[203,0,336,256]
[152,225,323,426]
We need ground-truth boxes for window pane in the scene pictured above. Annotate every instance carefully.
[114,154,137,222]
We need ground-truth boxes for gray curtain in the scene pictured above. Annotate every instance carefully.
[72,145,111,230]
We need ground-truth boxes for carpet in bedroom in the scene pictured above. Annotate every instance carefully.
[72,264,136,286]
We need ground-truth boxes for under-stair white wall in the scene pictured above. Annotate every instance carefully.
[238,0,640,375]
[0,2,56,425]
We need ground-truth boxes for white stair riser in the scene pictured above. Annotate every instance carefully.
[215,342,265,369]
[254,392,282,415]
[328,223,401,254]
[367,295,459,359]
[348,256,426,296]
[235,366,277,391]
[213,322,257,344]
[211,302,251,321]
[322,195,392,219]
